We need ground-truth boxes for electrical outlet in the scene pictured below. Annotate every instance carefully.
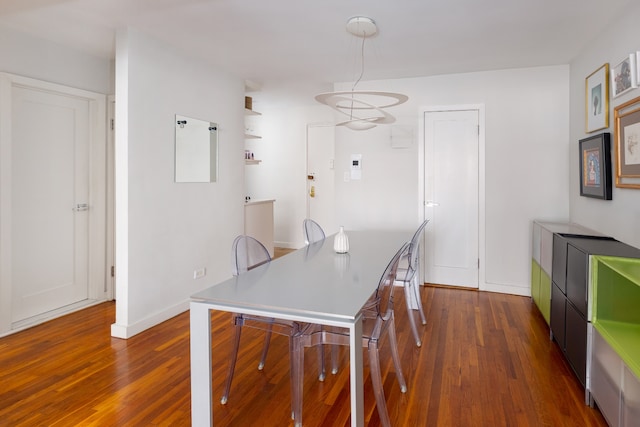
[193,268,206,279]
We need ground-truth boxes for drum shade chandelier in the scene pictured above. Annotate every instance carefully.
[315,16,408,131]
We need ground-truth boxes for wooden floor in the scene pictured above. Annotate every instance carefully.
[0,284,608,426]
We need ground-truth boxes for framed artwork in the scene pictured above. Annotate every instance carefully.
[612,54,637,98]
[579,133,612,199]
[585,64,609,133]
[614,96,640,188]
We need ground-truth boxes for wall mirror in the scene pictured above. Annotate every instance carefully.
[175,114,218,183]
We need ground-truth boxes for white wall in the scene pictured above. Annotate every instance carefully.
[266,65,570,296]
[0,27,112,94]
[569,4,640,249]
[111,28,245,338]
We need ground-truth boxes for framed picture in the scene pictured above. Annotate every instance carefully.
[585,64,609,132]
[579,133,612,199]
[614,96,640,188]
[612,54,637,98]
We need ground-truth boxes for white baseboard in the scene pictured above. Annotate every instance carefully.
[481,281,530,297]
[110,299,190,339]
[1,298,106,338]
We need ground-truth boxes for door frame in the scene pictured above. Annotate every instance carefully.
[0,72,108,335]
[106,95,115,300]
[418,104,486,290]
[305,122,337,237]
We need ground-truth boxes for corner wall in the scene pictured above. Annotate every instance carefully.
[569,3,640,249]
[111,28,245,338]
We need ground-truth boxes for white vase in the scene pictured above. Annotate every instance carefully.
[333,226,349,253]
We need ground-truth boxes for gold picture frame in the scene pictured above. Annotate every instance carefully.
[585,63,609,133]
[614,95,640,188]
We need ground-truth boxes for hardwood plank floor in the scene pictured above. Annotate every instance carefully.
[0,286,607,426]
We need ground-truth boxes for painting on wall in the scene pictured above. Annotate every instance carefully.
[611,54,637,98]
[585,64,609,133]
[614,96,640,189]
[579,133,612,200]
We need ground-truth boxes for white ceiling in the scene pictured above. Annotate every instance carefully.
[0,0,633,87]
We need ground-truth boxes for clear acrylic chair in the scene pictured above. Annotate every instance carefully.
[221,235,301,411]
[302,218,338,381]
[303,218,325,245]
[291,242,411,427]
[396,219,430,346]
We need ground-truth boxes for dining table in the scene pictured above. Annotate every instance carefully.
[189,229,412,426]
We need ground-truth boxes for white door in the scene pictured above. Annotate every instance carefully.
[423,109,479,288]
[306,124,336,235]
[10,85,91,322]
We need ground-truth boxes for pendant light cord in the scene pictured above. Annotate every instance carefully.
[352,31,366,91]
[349,31,367,120]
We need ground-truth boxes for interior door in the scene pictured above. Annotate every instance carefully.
[306,124,336,236]
[423,109,479,288]
[10,85,91,322]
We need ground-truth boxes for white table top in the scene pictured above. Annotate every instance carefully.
[191,230,411,323]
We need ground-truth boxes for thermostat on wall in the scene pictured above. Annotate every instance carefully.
[351,154,362,180]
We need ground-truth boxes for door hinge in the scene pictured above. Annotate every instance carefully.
[478,259,480,269]
[110,118,115,130]
[111,266,115,277]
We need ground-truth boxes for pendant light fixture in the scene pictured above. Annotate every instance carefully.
[315,16,408,131]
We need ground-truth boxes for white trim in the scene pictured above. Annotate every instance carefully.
[482,283,530,297]
[111,300,190,339]
[419,104,486,290]
[0,74,14,333]
[106,95,115,300]
[2,299,104,337]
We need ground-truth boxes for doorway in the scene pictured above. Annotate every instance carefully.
[306,123,336,235]
[0,73,108,334]
[421,106,484,289]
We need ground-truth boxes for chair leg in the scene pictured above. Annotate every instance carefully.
[317,344,326,381]
[387,315,407,393]
[368,341,392,427]
[331,344,339,374]
[404,281,422,347]
[292,335,304,426]
[221,319,243,404]
[317,331,339,379]
[412,274,427,325]
[258,323,273,370]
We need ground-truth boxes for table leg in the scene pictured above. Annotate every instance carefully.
[190,302,213,426]
[349,314,364,427]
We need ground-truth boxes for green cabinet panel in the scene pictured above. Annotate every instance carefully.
[539,270,551,324]
[592,255,640,380]
[531,259,541,307]
[530,259,551,325]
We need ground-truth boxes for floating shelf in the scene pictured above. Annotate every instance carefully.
[245,159,262,165]
[244,133,262,139]
[245,108,262,116]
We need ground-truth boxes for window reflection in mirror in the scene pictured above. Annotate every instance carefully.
[175,114,218,183]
